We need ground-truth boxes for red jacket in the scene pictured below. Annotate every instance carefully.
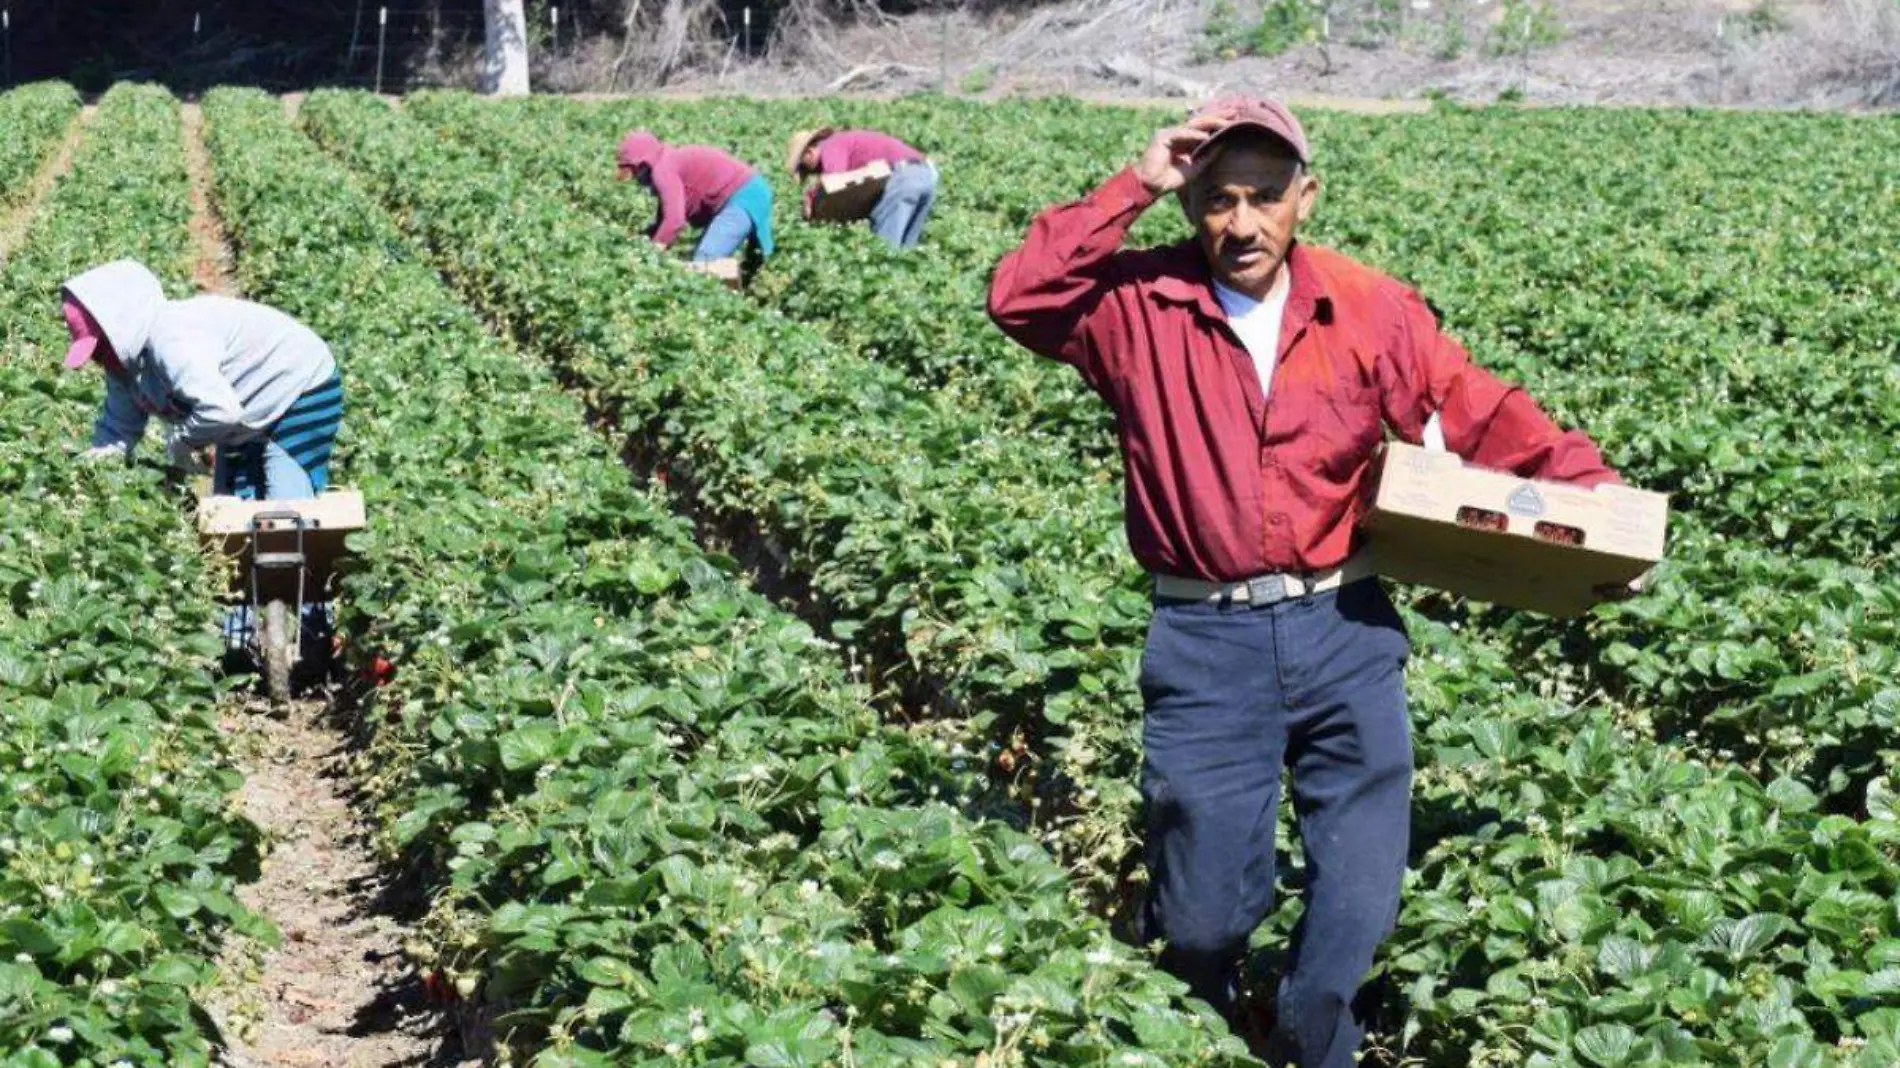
[640,145,756,248]
[988,167,1620,582]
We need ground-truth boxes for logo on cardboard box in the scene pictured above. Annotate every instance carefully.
[1506,483,1546,518]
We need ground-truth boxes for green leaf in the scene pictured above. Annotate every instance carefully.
[575,955,637,988]
[1574,1023,1640,1067]
[1767,1035,1824,1068]
[1724,913,1791,960]
[499,724,560,771]
[154,885,201,919]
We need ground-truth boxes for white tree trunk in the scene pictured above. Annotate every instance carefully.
[482,0,532,95]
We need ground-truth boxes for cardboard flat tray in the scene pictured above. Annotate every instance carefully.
[809,160,893,223]
[1361,443,1669,617]
[197,491,365,598]
[685,257,743,289]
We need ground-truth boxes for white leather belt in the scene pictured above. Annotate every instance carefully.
[1152,555,1374,605]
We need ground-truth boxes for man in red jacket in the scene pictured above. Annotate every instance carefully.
[988,95,1623,1066]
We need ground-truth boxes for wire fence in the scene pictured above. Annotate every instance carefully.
[0,1,792,94]
[0,4,544,93]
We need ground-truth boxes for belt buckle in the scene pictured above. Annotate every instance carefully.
[1245,575,1288,605]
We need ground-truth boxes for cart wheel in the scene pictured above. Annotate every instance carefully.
[259,599,294,706]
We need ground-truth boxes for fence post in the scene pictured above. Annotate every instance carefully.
[375,6,388,94]
[1519,4,1530,95]
[1715,15,1726,104]
[551,5,560,53]
[743,6,752,56]
[1146,5,1156,97]
[3,8,10,88]
[1320,6,1333,76]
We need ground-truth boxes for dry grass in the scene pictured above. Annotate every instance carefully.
[1727,0,1900,106]
[385,0,1900,110]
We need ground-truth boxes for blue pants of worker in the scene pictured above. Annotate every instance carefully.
[215,439,318,500]
[1135,578,1413,1068]
[694,176,775,263]
[869,160,938,250]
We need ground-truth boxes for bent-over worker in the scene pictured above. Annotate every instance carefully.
[987,95,1624,1067]
[64,258,344,667]
[64,258,342,499]
[616,130,775,264]
[787,127,938,249]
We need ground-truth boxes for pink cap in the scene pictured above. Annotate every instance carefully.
[61,295,103,370]
[1189,94,1311,165]
[616,130,662,170]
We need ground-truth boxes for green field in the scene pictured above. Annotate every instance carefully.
[0,80,1896,1066]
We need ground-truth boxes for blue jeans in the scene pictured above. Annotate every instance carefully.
[869,161,938,250]
[694,176,775,262]
[214,439,316,498]
[1135,579,1412,1068]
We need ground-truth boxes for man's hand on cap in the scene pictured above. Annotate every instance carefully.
[1134,115,1227,197]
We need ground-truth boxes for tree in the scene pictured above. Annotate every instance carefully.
[483,0,531,94]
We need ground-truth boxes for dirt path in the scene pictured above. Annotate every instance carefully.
[208,701,457,1068]
[180,104,238,296]
[0,106,93,267]
[178,104,464,1068]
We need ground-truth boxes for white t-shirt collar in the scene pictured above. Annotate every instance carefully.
[1213,266,1293,400]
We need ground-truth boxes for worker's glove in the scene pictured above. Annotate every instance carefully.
[80,441,131,464]
[162,427,210,476]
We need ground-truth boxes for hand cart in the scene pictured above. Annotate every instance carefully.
[197,491,366,705]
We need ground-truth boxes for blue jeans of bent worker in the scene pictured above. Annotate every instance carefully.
[1136,578,1412,1068]
[869,160,938,250]
[694,176,776,262]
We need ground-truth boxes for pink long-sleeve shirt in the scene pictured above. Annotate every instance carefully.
[636,145,756,248]
[803,130,925,213]
[814,130,924,174]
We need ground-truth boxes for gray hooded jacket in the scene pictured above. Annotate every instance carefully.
[64,260,337,451]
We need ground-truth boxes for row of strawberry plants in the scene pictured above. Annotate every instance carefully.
[0,82,81,208]
[201,85,1250,1067]
[400,93,1113,455]
[309,89,1900,1065]
[0,83,269,1067]
[410,94,1899,810]
[343,92,1161,893]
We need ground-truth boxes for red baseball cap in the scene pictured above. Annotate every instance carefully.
[61,294,105,370]
[1189,93,1311,166]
